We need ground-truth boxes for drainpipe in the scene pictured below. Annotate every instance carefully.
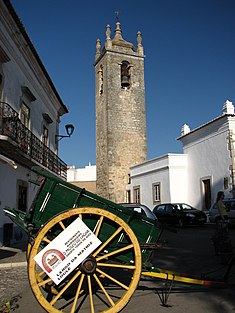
[228,130,235,198]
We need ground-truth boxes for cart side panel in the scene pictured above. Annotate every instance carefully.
[6,167,162,267]
[28,174,127,228]
[29,181,82,227]
[128,216,160,265]
[27,178,161,265]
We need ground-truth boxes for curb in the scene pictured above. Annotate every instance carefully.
[0,261,27,269]
[0,245,27,269]
[0,246,23,253]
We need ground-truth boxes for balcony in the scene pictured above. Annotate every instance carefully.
[0,101,67,179]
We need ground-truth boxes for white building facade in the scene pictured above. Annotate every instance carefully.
[67,163,97,193]
[0,1,68,245]
[126,154,188,209]
[67,163,96,182]
[127,101,235,211]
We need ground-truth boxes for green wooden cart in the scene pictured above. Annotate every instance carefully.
[3,166,229,313]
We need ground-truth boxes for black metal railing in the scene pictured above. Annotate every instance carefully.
[0,101,67,179]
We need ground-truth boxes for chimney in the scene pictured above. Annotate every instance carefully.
[181,124,190,136]
[223,100,234,114]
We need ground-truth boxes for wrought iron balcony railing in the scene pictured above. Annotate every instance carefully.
[0,101,67,179]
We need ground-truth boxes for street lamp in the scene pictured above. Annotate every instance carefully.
[55,124,75,142]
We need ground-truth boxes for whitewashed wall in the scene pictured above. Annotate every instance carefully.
[168,155,188,203]
[128,104,235,212]
[127,154,188,210]
[67,164,96,182]
[180,116,235,208]
[0,2,67,245]
[0,163,39,244]
[1,31,60,152]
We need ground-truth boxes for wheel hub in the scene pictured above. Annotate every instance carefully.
[80,256,97,275]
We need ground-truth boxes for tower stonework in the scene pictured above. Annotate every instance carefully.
[95,22,147,203]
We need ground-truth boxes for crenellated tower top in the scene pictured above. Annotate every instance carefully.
[95,21,144,62]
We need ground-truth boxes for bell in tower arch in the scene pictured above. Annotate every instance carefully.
[121,75,130,87]
[121,61,130,88]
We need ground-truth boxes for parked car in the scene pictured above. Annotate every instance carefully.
[153,203,207,227]
[120,203,158,221]
[208,199,235,225]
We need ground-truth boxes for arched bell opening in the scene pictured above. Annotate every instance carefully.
[121,61,130,88]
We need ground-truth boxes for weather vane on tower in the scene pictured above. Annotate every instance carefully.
[115,10,120,21]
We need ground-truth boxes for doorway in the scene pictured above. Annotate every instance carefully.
[202,178,211,210]
[17,181,28,211]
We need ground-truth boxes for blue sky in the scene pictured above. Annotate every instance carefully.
[11,0,235,168]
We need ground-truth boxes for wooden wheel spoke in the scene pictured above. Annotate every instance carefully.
[93,226,123,257]
[50,270,82,305]
[96,243,134,262]
[36,272,58,295]
[97,262,136,270]
[93,273,115,307]
[42,236,51,244]
[79,213,82,220]
[87,275,95,313]
[94,215,104,237]
[38,270,45,277]
[96,268,129,290]
[59,221,65,230]
[70,274,85,313]
[38,277,53,287]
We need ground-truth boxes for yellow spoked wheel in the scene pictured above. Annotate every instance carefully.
[28,242,59,295]
[28,207,142,313]
[27,242,31,260]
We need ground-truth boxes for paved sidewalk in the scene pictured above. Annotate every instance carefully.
[0,242,27,267]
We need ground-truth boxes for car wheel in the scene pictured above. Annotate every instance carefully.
[178,219,184,228]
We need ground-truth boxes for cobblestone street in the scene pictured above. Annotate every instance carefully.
[0,244,28,310]
[0,266,28,307]
[1,225,235,312]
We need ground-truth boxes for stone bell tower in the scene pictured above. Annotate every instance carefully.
[94,21,147,203]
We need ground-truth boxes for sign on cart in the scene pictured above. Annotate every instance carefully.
[34,217,102,285]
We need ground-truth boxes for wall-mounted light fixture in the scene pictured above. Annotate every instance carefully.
[55,124,75,142]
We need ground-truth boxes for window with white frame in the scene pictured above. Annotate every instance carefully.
[126,190,131,203]
[19,101,30,154]
[42,125,48,146]
[133,186,140,203]
[20,86,36,129]
[20,102,30,128]
[42,125,49,166]
[0,47,10,99]
[153,182,161,204]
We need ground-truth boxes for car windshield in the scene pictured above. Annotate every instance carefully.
[173,204,194,211]
[121,204,157,220]
[141,206,157,220]
[132,205,157,220]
